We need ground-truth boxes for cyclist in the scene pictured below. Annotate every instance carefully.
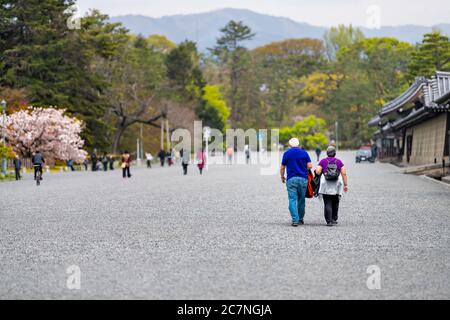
[32,151,45,180]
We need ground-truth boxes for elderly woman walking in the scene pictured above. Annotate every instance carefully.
[315,146,348,227]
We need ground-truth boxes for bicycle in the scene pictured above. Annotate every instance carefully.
[34,164,43,186]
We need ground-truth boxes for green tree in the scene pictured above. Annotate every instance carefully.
[211,21,255,126]
[279,116,329,149]
[166,41,205,99]
[0,2,128,150]
[0,142,15,159]
[147,35,176,54]
[408,31,450,79]
[253,38,326,125]
[324,25,364,61]
[196,85,230,133]
[339,37,413,101]
[96,35,167,153]
[300,37,414,148]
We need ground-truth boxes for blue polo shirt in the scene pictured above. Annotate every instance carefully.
[282,148,311,181]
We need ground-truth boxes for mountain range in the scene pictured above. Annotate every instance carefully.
[109,8,450,50]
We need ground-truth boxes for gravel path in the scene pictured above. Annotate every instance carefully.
[1,151,449,299]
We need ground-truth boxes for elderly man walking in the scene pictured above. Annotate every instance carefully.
[280,138,313,227]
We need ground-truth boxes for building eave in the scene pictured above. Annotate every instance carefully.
[379,78,427,117]
[368,115,381,127]
[390,107,431,131]
[434,90,450,105]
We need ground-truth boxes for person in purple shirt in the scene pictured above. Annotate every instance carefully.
[315,146,348,226]
[280,138,313,227]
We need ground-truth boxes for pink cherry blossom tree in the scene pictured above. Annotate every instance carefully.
[3,107,87,162]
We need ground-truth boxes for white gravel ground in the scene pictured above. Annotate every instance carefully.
[0,151,449,299]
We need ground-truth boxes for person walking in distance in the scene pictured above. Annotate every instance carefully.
[121,150,132,179]
[196,148,206,175]
[245,144,251,164]
[109,154,114,170]
[180,148,190,175]
[145,152,153,168]
[226,146,234,165]
[83,159,88,171]
[91,150,98,172]
[158,149,166,167]
[280,138,313,227]
[315,146,322,162]
[66,159,75,171]
[167,149,173,167]
[315,146,348,227]
[13,155,22,180]
[101,153,108,172]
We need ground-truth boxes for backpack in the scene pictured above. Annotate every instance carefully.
[324,159,340,181]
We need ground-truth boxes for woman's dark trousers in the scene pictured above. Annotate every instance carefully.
[122,166,131,178]
[15,168,21,180]
[323,194,340,223]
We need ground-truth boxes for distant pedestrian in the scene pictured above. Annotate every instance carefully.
[314,146,348,227]
[315,147,322,162]
[121,150,132,178]
[371,142,378,161]
[109,155,114,170]
[158,149,166,167]
[145,152,153,168]
[91,151,98,171]
[245,144,251,164]
[180,148,190,175]
[167,150,173,166]
[101,153,108,171]
[197,148,206,175]
[171,149,176,164]
[83,159,88,171]
[13,155,22,180]
[226,146,234,165]
[280,138,313,227]
[66,159,75,171]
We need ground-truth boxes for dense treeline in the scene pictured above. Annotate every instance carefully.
[1,1,449,153]
[207,22,450,147]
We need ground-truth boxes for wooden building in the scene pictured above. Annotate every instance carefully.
[369,71,450,166]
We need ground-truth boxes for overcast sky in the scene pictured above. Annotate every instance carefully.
[77,0,450,27]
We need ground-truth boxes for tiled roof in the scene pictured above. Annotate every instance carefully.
[379,77,427,117]
[370,71,450,127]
[423,71,450,111]
[390,107,430,130]
[368,115,381,127]
[434,89,450,105]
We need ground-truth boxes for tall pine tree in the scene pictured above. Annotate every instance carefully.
[0,1,127,150]
[408,31,450,80]
[211,21,255,126]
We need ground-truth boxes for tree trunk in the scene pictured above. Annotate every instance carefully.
[230,52,240,127]
[112,125,127,154]
[166,118,170,151]
[160,118,164,150]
